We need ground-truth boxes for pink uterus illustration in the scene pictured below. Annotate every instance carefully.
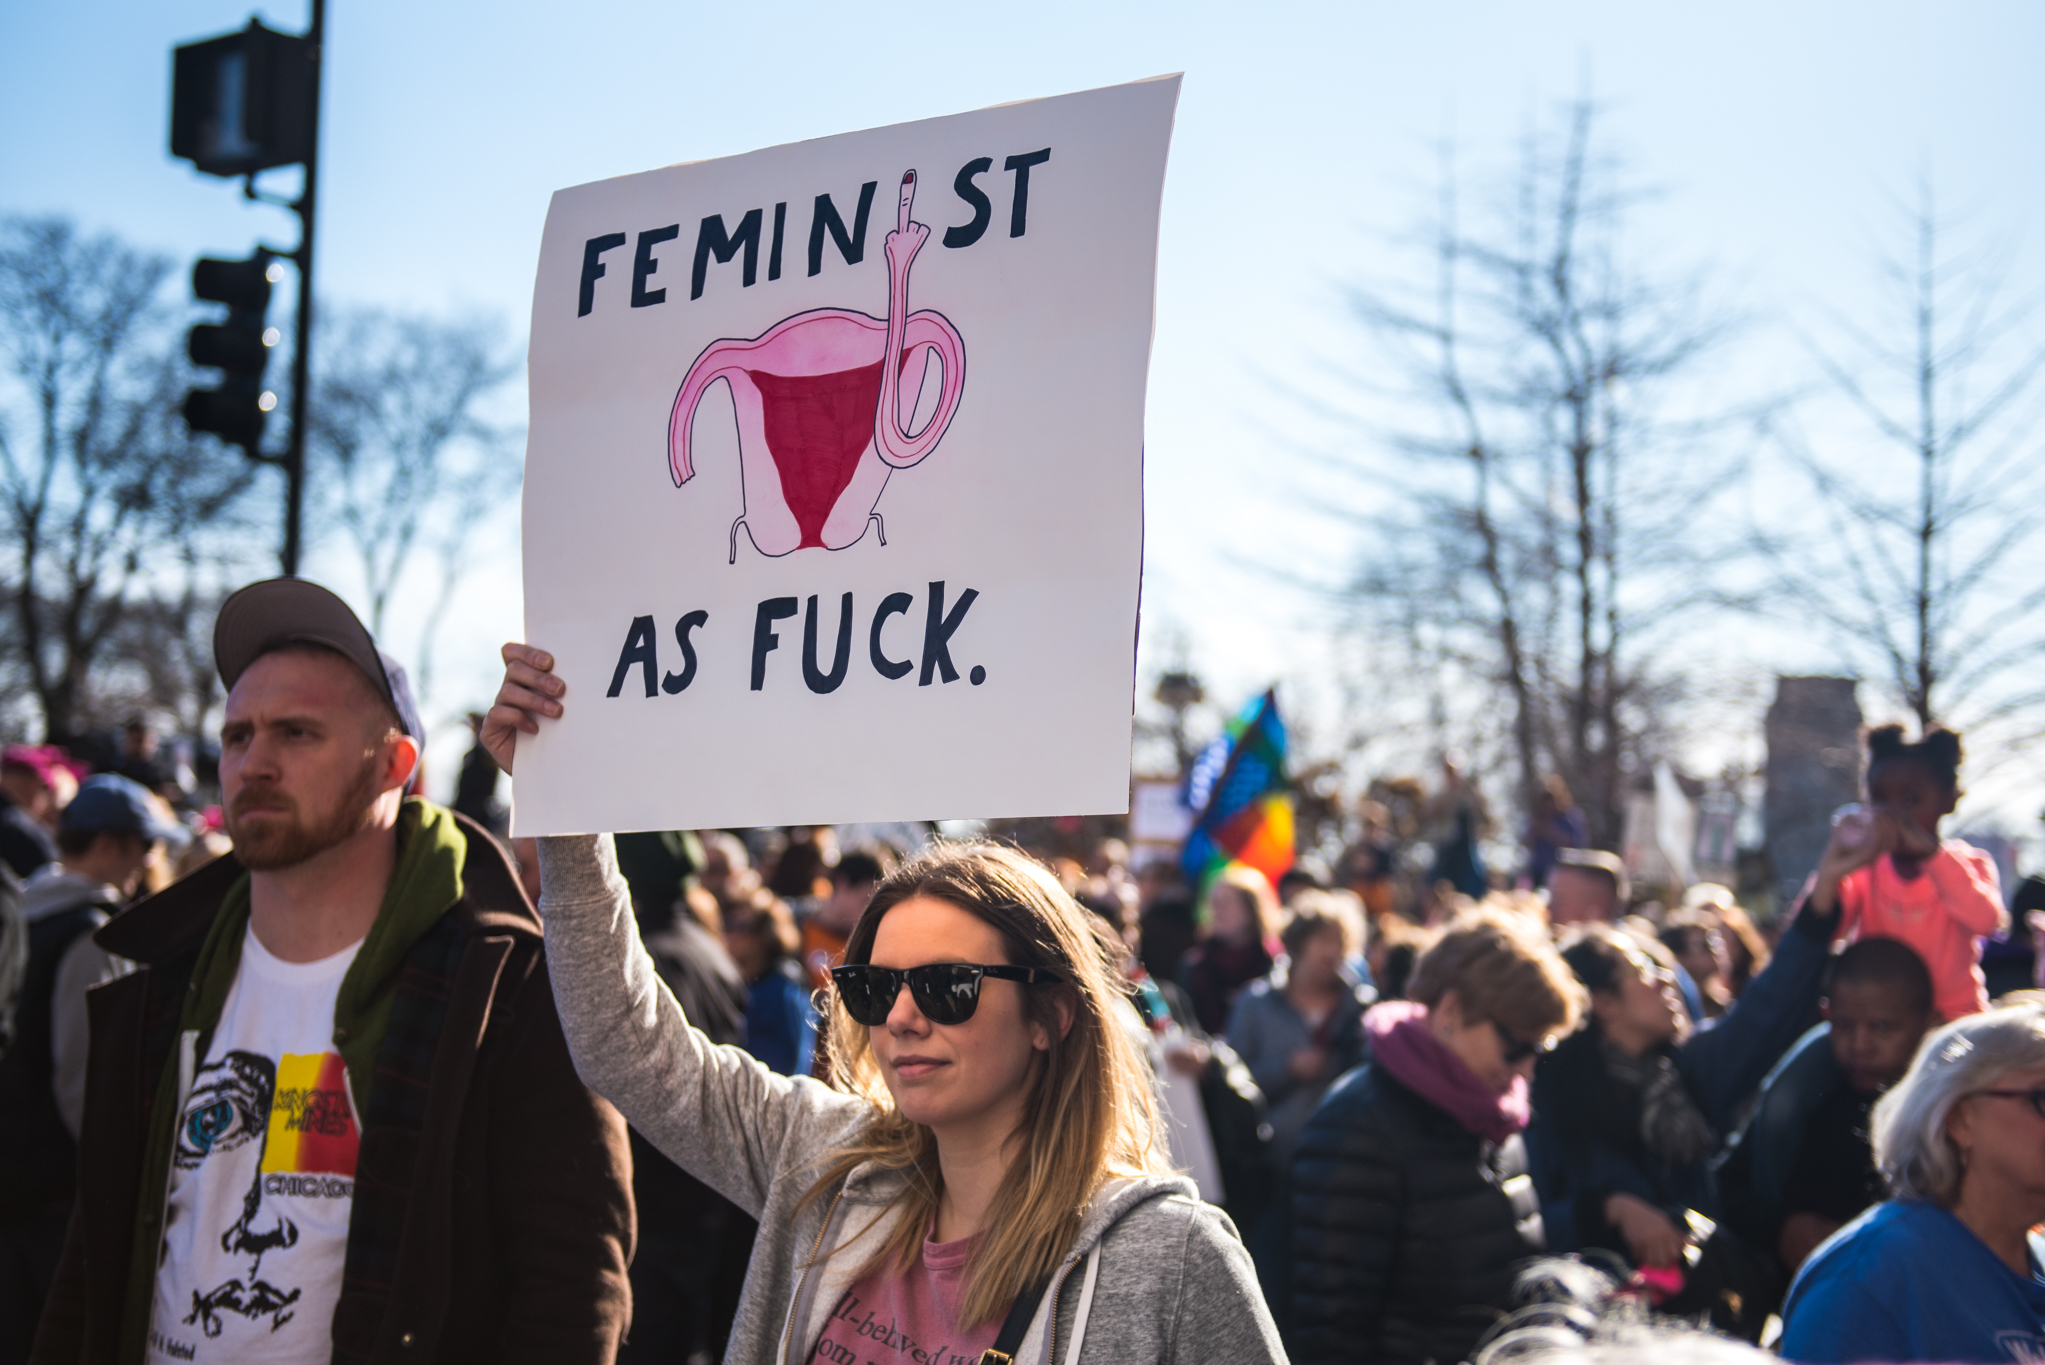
[668,170,967,562]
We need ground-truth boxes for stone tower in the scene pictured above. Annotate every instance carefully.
[1764,676,1863,911]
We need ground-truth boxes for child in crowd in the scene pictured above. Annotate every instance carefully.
[1834,725,2004,1020]
[1717,936,1939,1308]
[1775,938,1939,1265]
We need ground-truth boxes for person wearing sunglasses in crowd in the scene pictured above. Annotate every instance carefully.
[1780,1001,2045,1364]
[482,644,1284,1365]
[1289,906,1585,1365]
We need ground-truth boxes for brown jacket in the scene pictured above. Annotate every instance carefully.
[30,813,634,1364]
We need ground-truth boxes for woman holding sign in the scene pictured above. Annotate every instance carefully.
[485,644,1285,1365]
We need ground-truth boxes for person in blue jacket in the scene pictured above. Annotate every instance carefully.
[721,888,818,1076]
[1781,1001,2045,1364]
[1527,870,1843,1266]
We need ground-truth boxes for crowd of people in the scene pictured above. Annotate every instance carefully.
[1,575,2042,1365]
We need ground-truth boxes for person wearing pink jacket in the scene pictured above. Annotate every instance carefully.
[1834,724,2006,1021]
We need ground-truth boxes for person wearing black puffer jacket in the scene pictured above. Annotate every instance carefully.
[1291,907,1586,1365]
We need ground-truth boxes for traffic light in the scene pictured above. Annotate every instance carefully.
[169,21,315,178]
[167,5,323,574]
[183,254,281,453]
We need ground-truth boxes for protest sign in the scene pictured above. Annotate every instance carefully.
[514,76,1179,835]
[1129,778,1195,869]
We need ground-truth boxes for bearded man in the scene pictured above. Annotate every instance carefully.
[30,579,633,1365]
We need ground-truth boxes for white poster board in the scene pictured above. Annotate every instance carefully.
[1129,778,1194,846]
[513,77,1180,835]
[1128,777,1193,871]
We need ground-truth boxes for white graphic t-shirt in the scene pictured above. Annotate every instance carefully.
[146,927,364,1365]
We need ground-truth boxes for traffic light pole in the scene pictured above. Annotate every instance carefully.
[174,5,325,571]
[279,0,322,576]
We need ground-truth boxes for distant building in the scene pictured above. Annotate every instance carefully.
[1764,676,1862,910]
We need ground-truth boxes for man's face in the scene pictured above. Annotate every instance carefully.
[1826,978,1934,1094]
[99,830,156,897]
[219,651,406,872]
[1549,865,1616,925]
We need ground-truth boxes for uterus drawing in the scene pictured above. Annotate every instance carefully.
[668,171,967,563]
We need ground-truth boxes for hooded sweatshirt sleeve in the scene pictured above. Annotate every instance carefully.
[1676,893,1832,1131]
[535,833,862,1216]
[48,928,122,1137]
[1173,1205,1286,1363]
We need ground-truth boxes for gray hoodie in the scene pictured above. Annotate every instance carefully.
[19,865,128,1136]
[536,835,1286,1365]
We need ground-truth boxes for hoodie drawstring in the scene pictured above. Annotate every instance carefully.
[1061,1246,1102,1365]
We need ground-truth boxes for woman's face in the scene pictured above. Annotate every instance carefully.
[1717,915,1755,981]
[865,895,1051,1142]
[1293,925,1346,991]
[1208,885,1256,945]
[1596,948,1688,1052]
[1950,1065,2045,1215]
[1432,988,1533,1096]
[1672,926,1729,989]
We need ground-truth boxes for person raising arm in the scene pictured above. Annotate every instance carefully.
[484,643,1285,1365]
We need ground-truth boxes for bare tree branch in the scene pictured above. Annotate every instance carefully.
[1316,98,1742,847]
[1766,185,2045,743]
[308,306,519,689]
[0,215,256,740]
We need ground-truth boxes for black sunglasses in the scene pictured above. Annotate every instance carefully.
[829,962,1063,1027]
[1493,1020,1548,1065]
[1977,1087,2045,1120]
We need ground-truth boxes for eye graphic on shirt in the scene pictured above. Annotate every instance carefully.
[174,1050,276,1169]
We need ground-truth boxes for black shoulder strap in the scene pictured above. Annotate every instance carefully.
[978,1271,1053,1365]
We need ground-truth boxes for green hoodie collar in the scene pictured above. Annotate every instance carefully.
[179,797,468,1111]
[336,797,466,1028]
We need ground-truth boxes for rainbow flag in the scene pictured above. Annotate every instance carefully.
[1181,688,1295,893]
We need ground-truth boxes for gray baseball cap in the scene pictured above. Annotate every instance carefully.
[61,773,185,842]
[213,577,425,748]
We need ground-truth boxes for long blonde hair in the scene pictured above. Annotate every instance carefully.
[804,841,1166,1326]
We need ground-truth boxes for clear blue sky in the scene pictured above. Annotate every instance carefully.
[5,1,2041,832]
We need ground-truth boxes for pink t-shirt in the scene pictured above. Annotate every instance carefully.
[1838,842,2004,1020]
[809,1228,1000,1365]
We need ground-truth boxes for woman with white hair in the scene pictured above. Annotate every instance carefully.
[1779,1002,2045,1363]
